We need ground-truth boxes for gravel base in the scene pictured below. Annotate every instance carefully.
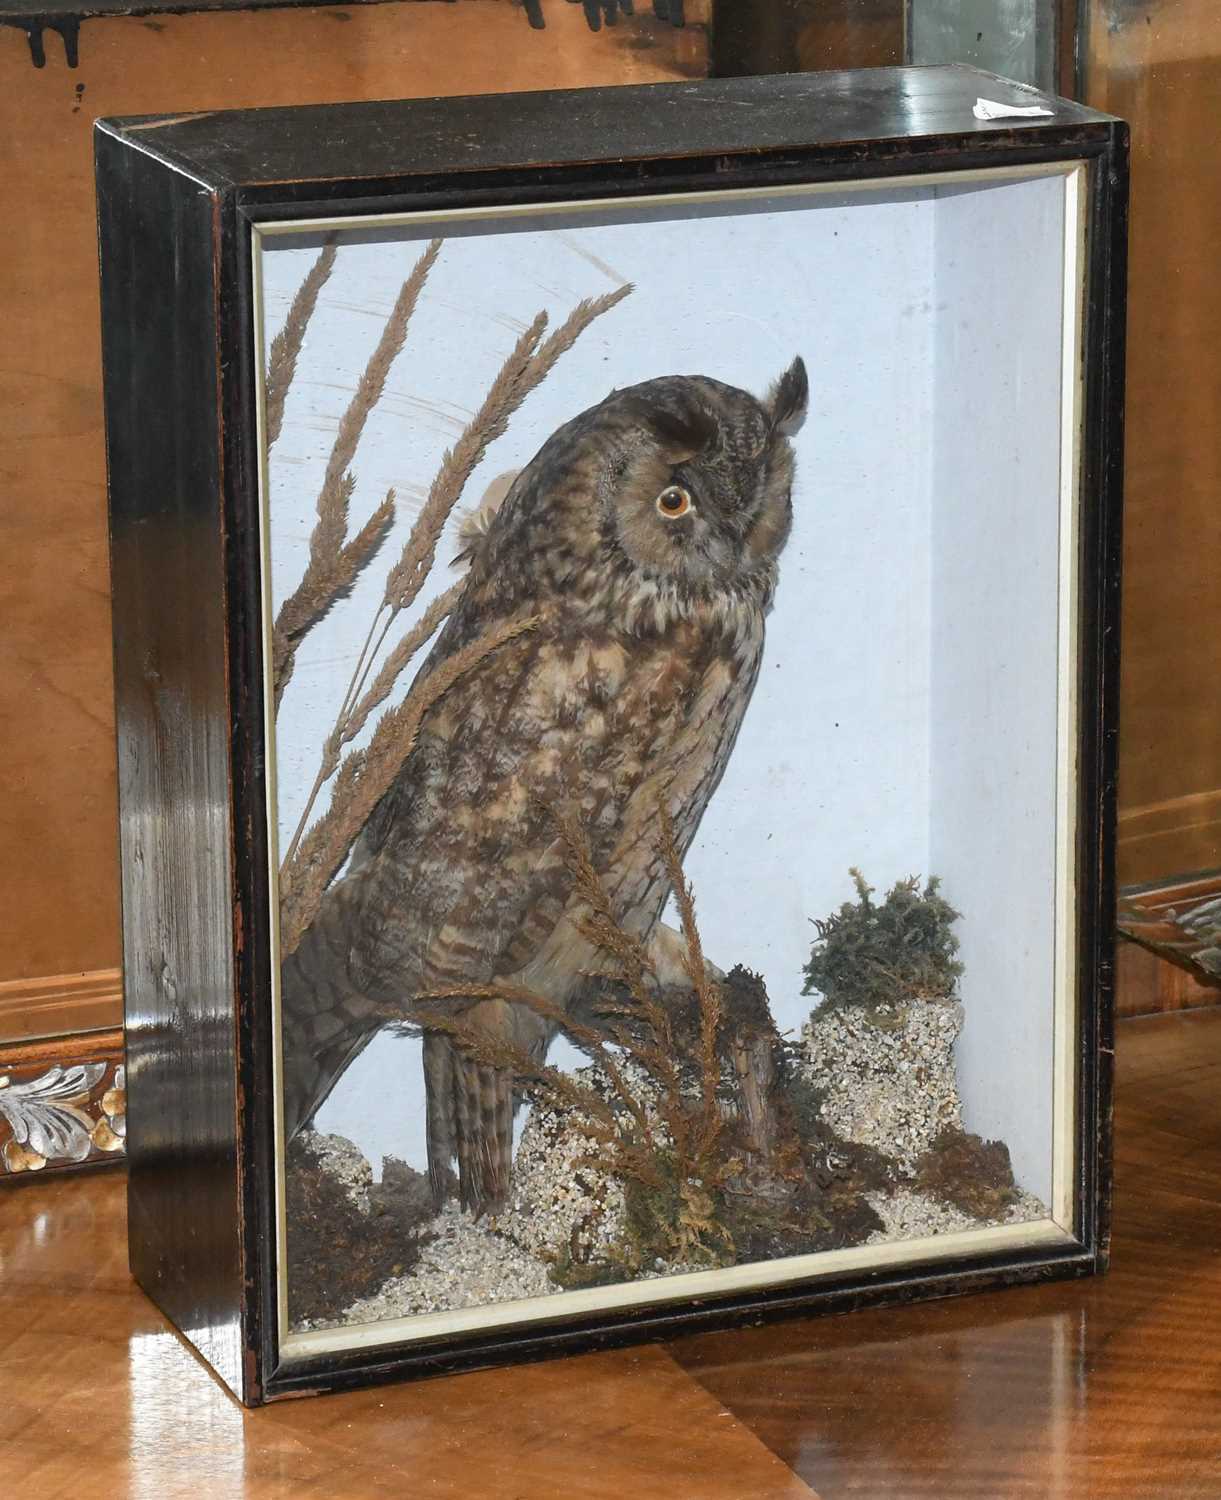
[866,1185,1047,1242]
[497,1061,661,1265]
[297,1004,1052,1329]
[302,1203,555,1330]
[498,1107,626,1265]
[297,1130,372,1213]
[801,998,965,1177]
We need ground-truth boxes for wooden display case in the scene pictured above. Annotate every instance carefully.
[96,63,1127,1404]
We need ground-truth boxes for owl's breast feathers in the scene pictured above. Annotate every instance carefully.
[345,584,765,1006]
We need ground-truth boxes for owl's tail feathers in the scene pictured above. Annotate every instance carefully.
[424,1031,514,1218]
[423,1031,460,1208]
[279,883,384,1142]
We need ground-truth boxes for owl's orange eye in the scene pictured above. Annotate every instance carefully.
[656,485,693,519]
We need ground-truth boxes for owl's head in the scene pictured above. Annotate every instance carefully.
[599,358,807,594]
[458,358,807,619]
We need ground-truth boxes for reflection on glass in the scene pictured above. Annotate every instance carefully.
[907,0,1059,90]
[709,1,1065,94]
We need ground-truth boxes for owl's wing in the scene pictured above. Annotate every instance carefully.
[348,611,752,1003]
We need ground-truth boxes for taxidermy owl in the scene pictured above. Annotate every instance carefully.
[280,357,809,1215]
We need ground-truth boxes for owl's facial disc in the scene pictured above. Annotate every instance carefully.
[596,372,802,591]
[608,458,738,586]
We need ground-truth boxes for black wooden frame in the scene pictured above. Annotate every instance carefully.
[96,64,1127,1406]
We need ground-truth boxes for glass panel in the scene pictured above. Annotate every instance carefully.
[254,168,1078,1349]
[707,0,1065,89]
[908,0,1059,91]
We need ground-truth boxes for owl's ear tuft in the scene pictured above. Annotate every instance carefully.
[628,399,719,461]
[767,356,808,437]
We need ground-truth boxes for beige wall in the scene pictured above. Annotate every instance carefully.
[0,1,704,1032]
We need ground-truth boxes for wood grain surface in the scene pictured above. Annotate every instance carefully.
[3,1005,1218,1496]
[0,1174,813,1499]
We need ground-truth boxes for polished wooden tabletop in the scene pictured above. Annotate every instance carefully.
[3,1007,1220,1499]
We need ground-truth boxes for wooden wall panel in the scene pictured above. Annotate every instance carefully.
[1085,1,1221,886]
[1115,940,1221,1020]
[0,1,704,1021]
[0,968,122,1043]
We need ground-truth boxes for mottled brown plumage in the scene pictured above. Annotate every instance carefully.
[281,359,808,1214]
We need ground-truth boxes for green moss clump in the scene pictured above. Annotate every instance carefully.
[803,869,963,1019]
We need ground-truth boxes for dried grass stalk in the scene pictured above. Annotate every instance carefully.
[272,238,442,702]
[382,284,631,615]
[555,804,729,1186]
[381,313,548,614]
[657,802,723,1160]
[411,1000,665,1194]
[413,1002,622,1134]
[273,488,395,708]
[279,614,540,954]
[294,309,553,783]
[528,285,633,387]
[314,239,442,554]
[340,578,465,749]
[547,807,681,1096]
[265,240,336,451]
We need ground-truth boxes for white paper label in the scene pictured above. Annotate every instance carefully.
[973,97,1055,121]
